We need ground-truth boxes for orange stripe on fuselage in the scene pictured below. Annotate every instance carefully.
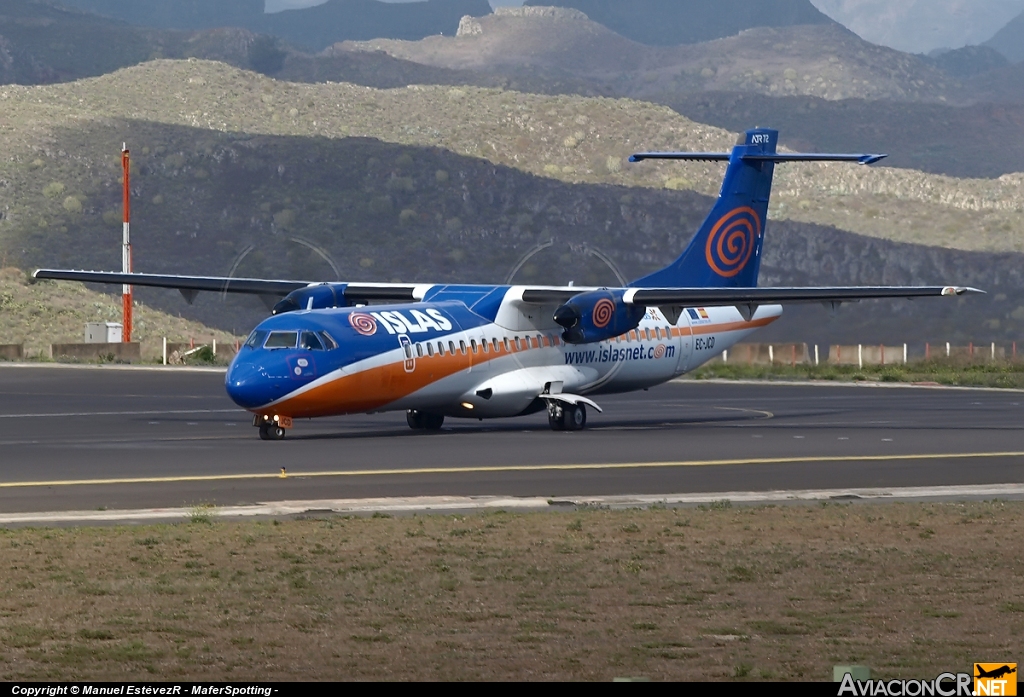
[267,340,523,418]
[685,315,777,336]
[262,314,778,418]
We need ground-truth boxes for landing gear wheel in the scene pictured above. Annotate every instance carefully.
[407,411,444,431]
[561,403,586,431]
[259,424,286,440]
[406,410,426,429]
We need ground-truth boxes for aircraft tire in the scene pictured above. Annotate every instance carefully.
[406,410,426,429]
[259,424,286,440]
[423,413,445,430]
[562,403,586,431]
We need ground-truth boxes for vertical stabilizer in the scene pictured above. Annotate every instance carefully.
[629,128,778,289]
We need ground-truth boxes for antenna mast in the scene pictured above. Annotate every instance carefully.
[121,143,132,343]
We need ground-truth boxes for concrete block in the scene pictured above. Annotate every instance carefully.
[50,342,141,362]
[0,344,24,360]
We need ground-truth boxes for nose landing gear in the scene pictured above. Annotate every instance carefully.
[254,414,291,440]
[259,423,286,440]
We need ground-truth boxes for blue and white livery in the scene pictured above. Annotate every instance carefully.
[36,128,980,439]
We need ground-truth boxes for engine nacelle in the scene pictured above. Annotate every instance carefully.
[272,283,349,314]
[553,290,644,344]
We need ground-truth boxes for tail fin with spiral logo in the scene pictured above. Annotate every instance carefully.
[627,128,886,289]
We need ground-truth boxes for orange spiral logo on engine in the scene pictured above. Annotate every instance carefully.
[348,312,378,336]
[592,298,615,328]
[653,344,666,359]
[705,206,761,278]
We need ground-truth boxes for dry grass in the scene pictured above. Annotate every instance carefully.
[0,267,239,359]
[0,502,1021,680]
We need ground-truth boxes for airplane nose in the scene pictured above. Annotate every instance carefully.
[225,360,272,409]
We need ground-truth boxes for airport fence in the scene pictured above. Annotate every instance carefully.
[712,342,1021,368]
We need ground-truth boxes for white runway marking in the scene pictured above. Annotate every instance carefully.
[0,409,243,419]
[3,483,1024,525]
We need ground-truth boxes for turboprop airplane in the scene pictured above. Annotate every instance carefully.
[35,128,981,440]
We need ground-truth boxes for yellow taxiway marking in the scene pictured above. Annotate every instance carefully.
[2,451,1023,489]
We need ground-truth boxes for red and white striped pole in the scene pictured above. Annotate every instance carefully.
[121,143,132,343]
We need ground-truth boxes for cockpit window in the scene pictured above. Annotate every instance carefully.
[264,331,298,349]
[320,331,338,350]
[300,331,325,351]
[244,330,268,349]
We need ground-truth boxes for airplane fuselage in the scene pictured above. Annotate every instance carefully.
[225,286,783,422]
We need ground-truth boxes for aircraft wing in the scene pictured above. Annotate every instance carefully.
[520,285,983,306]
[621,285,983,306]
[31,269,421,304]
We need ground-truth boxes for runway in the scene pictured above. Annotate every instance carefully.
[1,364,1022,514]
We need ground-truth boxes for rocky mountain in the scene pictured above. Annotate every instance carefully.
[522,0,833,46]
[810,0,1024,54]
[985,9,1024,62]
[55,0,263,31]
[256,0,493,52]
[348,8,958,103]
[925,45,1009,79]
[667,91,1024,178]
[1,60,1021,342]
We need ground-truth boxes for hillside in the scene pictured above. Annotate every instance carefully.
[0,268,240,358]
[257,0,493,52]
[985,9,1024,62]
[0,60,1021,341]
[349,8,960,103]
[523,0,833,46]
[667,91,1024,178]
[1,60,1022,260]
[56,0,263,31]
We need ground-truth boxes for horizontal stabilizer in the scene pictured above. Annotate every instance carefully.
[629,152,731,162]
[629,152,886,165]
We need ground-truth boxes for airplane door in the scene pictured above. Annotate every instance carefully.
[675,310,693,374]
[398,334,415,372]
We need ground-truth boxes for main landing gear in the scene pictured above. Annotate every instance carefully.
[407,410,445,431]
[547,401,586,431]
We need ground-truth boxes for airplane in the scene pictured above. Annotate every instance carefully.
[975,665,1016,680]
[35,128,981,440]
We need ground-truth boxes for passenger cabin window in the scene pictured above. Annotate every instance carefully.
[504,338,511,352]
[482,339,489,353]
[449,341,456,354]
[244,330,268,349]
[471,339,478,353]
[459,340,467,354]
[492,338,500,352]
[436,342,444,356]
[300,331,324,351]
[416,344,424,358]
[264,331,298,349]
